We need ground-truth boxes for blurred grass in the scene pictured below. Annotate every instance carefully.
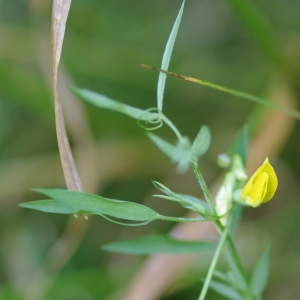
[0,0,300,299]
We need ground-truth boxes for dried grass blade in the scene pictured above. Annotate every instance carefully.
[52,0,83,191]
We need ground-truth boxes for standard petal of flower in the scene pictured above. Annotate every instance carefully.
[244,172,269,207]
[261,161,278,203]
[240,157,278,207]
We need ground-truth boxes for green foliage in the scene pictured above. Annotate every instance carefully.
[14,1,284,299]
[152,181,213,217]
[72,88,158,121]
[147,133,177,159]
[25,188,160,222]
[209,280,244,300]
[250,246,270,299]
[2,0,300,299]
[102,234,216,255]
[229,125,248,166]
[157,0,185,111]
[190,126,211,161]
[147,125,211,172]
[19,199,78,214]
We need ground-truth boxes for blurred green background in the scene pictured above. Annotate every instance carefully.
[1,0,300,299]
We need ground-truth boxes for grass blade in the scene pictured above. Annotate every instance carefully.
[141,64,300,120]
[52,0,83,191]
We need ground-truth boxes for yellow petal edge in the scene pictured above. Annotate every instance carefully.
[241,158,278,207]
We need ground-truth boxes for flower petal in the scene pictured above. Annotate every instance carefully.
[261,161,278,203]
[244,172,269,207]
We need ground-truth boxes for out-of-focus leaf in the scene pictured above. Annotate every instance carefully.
[147,133,196,172]
[152,181,213,217]
[147,133,176,158]
[33,188,159,222]
[227,0,280,64]
[209,280,244,300]
[102,234,215,255]
[157,0,185,111]
[229,125,248,165]
[213,270,245,292]
[172,137,192,172]
[73,88,158,121]
[213,270,230,283]
[19,200,77,214]
[191,125,211,160]
[250,246,270,299]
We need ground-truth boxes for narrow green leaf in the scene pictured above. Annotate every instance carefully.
[152,181,178,197]
[147,133,176,158]
[33,189,159,222]
[228,203,243,236]
[191,125,211,159]
[102,234,215,255]
[209,280,244,300]
[19,200,78,214]
[73,88,158,121]
[250,246,270,298]
[153,181,212,216]
[157,0,185,111]
[178,194,211,215]
[225,247,248,291]
[147,133,193,172]
[213,270,245,292]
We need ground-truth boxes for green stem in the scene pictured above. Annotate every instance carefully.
[215,220,255,299]
[191,161,253,298]
[198,217,231,300]
[191,162,216,214]
[158,215,207,223]
[161,114,184,142]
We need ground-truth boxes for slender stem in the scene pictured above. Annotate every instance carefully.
[215,219,249,289]
[158,215,207,223]
[161,114,184,142]
[190,161,252,297]
[191,162,216,214]
[198,218,231,300]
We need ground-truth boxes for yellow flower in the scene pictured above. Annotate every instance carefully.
[241,158,278,207]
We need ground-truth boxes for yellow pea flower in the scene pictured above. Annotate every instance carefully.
[241,158,278,207]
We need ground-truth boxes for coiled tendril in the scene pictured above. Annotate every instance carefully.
[137,107,163,130]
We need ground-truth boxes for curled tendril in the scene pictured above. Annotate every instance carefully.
[137,107,163,131]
